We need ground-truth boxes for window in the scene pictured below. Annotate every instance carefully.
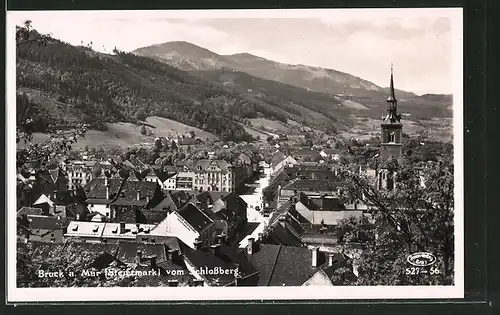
[388,131,395,143]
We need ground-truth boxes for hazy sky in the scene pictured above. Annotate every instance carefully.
[9,9,462,95]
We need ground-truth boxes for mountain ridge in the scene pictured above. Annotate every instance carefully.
[132,41,452,120]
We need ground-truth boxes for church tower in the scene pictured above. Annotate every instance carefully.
[377,66,403,191]
[380,66,403,161]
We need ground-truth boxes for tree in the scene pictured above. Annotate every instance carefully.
[337,158,454,285]
[16,21,89,171]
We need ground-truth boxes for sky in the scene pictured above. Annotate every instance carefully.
[8,9,462,95]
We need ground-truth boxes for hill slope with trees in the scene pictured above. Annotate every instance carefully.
[16,29,349,144]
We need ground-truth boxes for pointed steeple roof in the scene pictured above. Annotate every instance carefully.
[386,64,397,102]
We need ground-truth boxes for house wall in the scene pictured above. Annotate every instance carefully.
[153,212,200,249]
[302,269,334,286]
[87,204,110,217]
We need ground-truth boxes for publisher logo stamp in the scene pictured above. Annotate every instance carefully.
[407,252,437,267]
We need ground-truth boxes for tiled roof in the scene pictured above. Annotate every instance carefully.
[247,244,328,286]
[293,148,321,157]
[101,223,157,239]
[295,203,364,226]
[264,223,304,247]
[180,242,258,286]
[115,241,169,264]
[281,179,339,192]
[84,178,159,205]
[268,201,292,227]
[65,221,106,238]
[17,207,43,217]
[28,215,66,230]
[192,160,232,172]
[177,203,214,233]
[270,152,286,168]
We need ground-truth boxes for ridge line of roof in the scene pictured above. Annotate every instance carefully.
[266,244,282,286]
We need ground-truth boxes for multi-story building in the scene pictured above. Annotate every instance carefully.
[192,160,236,193]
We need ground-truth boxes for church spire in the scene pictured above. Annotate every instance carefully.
[387,64,397,102]
[383,64,400,123]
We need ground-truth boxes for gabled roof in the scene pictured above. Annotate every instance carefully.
[247,244,327,286]
[177,203,214,233]
[270,152,286,168]
[264,223,304,247]
[180,242,258,286]
[192,159,232,172]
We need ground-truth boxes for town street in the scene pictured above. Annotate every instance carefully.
[238,165,271,248]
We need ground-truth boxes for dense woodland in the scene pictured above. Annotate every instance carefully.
[16,30,302,142]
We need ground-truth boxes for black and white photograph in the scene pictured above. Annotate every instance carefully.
[7,8,463,301]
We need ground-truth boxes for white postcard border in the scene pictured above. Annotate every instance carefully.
[6,8,464,302]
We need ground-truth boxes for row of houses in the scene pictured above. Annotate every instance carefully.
[20,233,356,287]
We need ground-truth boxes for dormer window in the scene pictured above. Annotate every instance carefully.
[72,224,79,232]
[112,227,118,234]
[93,225,99,233]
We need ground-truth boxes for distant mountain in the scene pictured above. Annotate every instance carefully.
[133,41,453,120]
[16,33,350,143]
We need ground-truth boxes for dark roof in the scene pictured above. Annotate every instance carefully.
[247,244,327,286]
[28,215,66,230]
[195,191,230,204]
[180,242,258,286]
[264,223,304,247]
[293,148,321,157]
[17,207,43,217]
[281,179,339,192]
[268,201,292,227]
[84,178,160,205]
[177,203,213,232]
[115,242,168,264]
[270,152,286,169]
[52,190,78,206]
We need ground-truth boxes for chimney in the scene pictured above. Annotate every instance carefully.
[105,184,110,200]
[119,222,126,234]
[52,204,57,215]
[104,176,108,186]
[146,195,150,203]
[278,216,286,228]
[217,233,226,245]
[150,255,157,270]
[311,247,319,267]
[246,238,255,255]
[136,190,141,201]
[328,253,336,267]
[52,190,57,201]
[169,249,179,262]
[135,250,142,265]
[257,233,263,241]
[210,243,221,255]
[193,238,202,250]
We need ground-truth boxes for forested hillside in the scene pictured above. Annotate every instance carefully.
[16,31,310,142]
